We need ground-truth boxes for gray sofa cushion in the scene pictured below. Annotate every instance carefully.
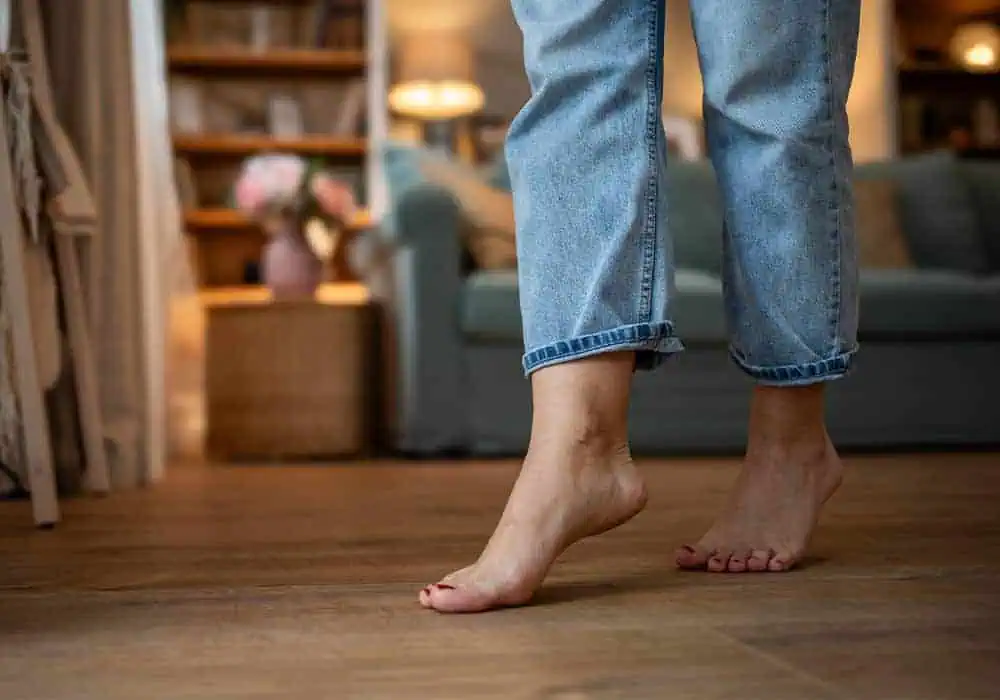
[460,269,520,341]
[462,268,1000,344]
[669,161,724,276]
[856,152,987,274]
[960,160,1000,271]
[670,269,727,343]
[461,268,728,344]
[860,269,1000,339]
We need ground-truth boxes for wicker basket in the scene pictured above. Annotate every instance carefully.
[206,291,372,460]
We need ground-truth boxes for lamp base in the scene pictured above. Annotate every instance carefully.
[422,120,458,153]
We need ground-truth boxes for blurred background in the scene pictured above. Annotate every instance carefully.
[3,0,999,505]
[0,2,998,697]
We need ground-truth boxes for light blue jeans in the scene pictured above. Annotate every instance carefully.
[507,0,861,385]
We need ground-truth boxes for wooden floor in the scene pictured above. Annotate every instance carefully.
[1,453,999,699]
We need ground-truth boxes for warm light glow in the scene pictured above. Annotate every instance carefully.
[950,23,1000,72]
[388,80,485,120]
[965,43,996,68]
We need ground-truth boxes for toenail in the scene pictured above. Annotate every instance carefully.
[681,545,696,554]
[434,583,456,590]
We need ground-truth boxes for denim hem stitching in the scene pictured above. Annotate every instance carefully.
[729,346,858,385]
[522,322,682,375]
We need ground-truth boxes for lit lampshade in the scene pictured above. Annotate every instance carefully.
[389,36,485,120]
[950,22,1000,72]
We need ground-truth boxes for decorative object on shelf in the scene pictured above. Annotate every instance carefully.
[389,35,484,152]
[261,221,324,300]
[250,6,272,52]
[233,153,358,299]
[267,93,304,138]
[950,22,1000,73]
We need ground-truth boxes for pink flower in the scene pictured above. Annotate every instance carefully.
[234,154,307,217]
[310,173,356,222]
[234,177,267,214]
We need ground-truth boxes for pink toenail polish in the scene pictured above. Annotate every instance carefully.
[434,583,456,590]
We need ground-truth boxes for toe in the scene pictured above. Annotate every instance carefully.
[424,582,494,614]
[418,586,433,608]
[747,549,773,572]
[707,550,732,573]
[767,554,797,572]
[675,544,711,570]
[727,549,752,573]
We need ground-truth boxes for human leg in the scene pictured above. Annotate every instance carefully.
[675,0,861,573]
[420,0,678,613]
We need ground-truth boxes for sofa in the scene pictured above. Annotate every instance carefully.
[371,147,1000,455]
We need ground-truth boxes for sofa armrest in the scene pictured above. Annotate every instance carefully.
[382,183,469,454]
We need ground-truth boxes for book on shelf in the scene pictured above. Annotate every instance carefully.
[312,0,365,50]
[247,6,300,51]
[331,79,367,136]
[174,158,199,210]
[186,1,319,49]
[169,78,204,134]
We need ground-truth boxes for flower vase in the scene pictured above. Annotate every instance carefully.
[262,223,323,300]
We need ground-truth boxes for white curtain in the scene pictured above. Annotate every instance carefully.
[129,0,199,479]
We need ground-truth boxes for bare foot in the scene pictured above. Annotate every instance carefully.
[675,432,843,573]
[419,443,647,613]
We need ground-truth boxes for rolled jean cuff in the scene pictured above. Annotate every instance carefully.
[522,322,684,376]
[731,347,858,386]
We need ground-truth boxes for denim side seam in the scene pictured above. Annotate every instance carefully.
[730,346,858,386]
[637,0,664,323]
[821,0,845,359]
[523,322,684,375]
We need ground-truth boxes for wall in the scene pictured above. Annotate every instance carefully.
[388,0,898,162]
[846,0,898,162]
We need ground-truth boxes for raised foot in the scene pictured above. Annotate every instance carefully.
[420,445,647,613]
[676,434,843,574]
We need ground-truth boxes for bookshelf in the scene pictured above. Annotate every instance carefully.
[184,207,372,232]
[166,0,379,287]
[168,48,367,76]
[174,134,368,158]
[895,2,1000,156]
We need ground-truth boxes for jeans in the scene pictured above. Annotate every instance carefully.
[507,0,861,385]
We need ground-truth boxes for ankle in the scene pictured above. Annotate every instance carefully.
[748,385,827,451]
[530,417,630,461]
[529,353,634,459]
[747,430,831,465]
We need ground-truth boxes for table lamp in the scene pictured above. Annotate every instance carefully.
[389,35,485,151]
[950,22,1000,73]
